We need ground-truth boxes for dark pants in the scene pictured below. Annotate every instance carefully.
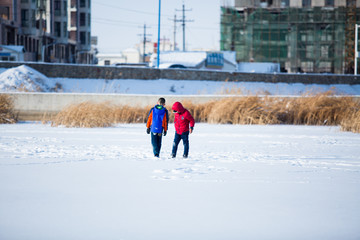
[172,131,189,157]
[151,132,162,157]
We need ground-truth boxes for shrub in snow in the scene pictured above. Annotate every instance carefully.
[0,94,17,124]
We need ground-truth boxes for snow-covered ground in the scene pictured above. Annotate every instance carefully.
[1,123,359,240]
[1,65,360,95]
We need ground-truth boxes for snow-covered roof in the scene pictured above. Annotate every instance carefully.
[158,51,207,68]
[0,45,25,53]
[97,53,124,58]
[122,48,140,53]
[154,51,237,68]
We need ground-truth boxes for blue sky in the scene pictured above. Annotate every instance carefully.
[91,0,233,53]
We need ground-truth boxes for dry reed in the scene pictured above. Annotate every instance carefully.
[49,93,360,133]
[51,102,115,128]
[340,107,360,133]
[0,94,17,124]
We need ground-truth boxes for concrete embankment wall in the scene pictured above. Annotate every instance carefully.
[5,92,238,121]
[0,61,359,84]
[5,92,360,121]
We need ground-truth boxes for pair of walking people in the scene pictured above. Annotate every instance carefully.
[146,98,195,158]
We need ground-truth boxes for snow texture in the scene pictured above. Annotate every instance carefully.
[1,65,360,95]
[0,123,359,239]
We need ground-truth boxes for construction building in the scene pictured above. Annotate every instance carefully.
[221,0,360,74]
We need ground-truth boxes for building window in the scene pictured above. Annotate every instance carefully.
[21,9,29,27]
[63,21,68,37]
[71,0,76,8]
[88,13,91,27]
[325,0,334,6]
[80,31,86,44]
[55,22,61,37]
[0,7,10,20]
[71,12,77,27]
[80,0,86,8]
[55,0,61,16]
[302,0,311,7]
[31,9,36,27]
[1,56,16,61]
[21,0,29,3]
[281,0,289,7]
[80,13,86,26]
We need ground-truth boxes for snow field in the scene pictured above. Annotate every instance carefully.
[0,123,359,239]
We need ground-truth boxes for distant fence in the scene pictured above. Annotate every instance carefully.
[0,61,359,84]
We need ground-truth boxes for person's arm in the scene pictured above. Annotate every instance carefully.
[186,110,195,133]
[146,108,153,133]
[162,109,169,133]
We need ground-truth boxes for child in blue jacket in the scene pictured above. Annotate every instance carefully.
[146,98,169,157]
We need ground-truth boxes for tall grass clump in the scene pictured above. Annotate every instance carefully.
[340,107,360,133]
[113,105,149,123]
[287,91,356,126]
[51,102,149,127]
[51,102,114,128]
[0,94,17,124]
[206,97,283,125]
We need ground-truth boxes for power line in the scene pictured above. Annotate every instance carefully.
[93,1,171,17]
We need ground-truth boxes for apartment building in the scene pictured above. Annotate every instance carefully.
[0,0,93,64]
[221,0,360,74]
[0,0,20,46]
[68,0,92,64]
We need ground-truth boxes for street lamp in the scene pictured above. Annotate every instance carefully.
[157,0,161,68]
[355,24,359,75]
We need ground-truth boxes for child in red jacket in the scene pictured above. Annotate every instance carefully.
[171,102,195,158]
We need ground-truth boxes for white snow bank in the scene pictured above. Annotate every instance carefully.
[1,65,360,95]
[0,65,51,92]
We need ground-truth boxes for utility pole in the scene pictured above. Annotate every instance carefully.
[355,24,359,75]
[176,4,193,51]
[169,14,177,51]
[138,24,151,63]
[157,0,161,68]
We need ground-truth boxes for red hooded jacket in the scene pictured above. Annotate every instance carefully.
[172,102,195,135]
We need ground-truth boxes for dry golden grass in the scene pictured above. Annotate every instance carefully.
[51,102,114,128]
[287,92,356,126]
[0,94,17,124]
[113,105,149,123]
[49,93,360,133]
[340,107,360,133]
[50,102,150,127]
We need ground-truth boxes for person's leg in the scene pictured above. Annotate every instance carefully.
[171,132,181,157]
[182,131,189,158]
[157,133,162,157]
[151,133,160,157]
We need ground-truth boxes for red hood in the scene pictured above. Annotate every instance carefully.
[172,102,185,113]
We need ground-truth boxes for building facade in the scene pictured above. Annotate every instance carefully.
[0,0,93,63]
[221,0,360,74]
